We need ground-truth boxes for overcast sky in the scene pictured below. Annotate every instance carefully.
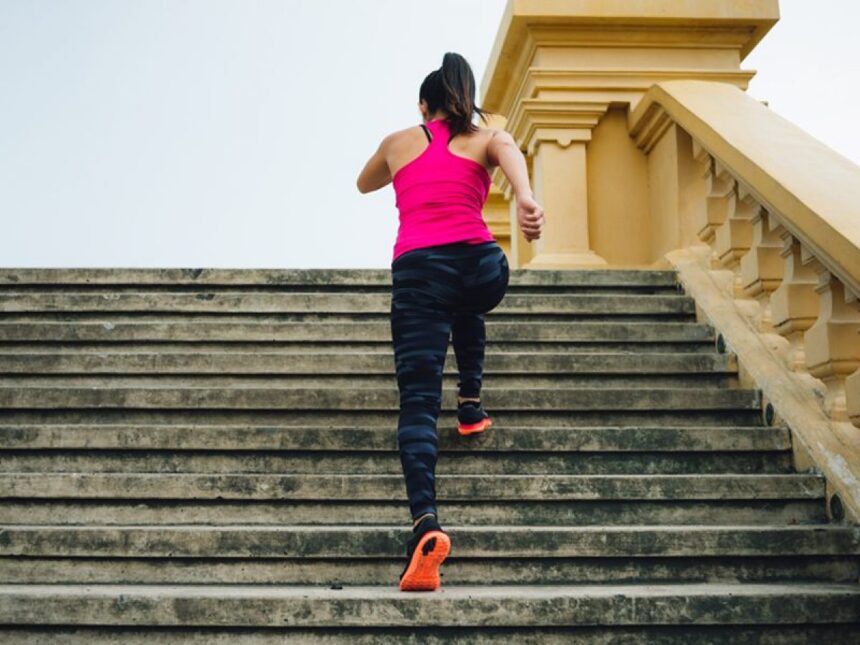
[2,0,858,269]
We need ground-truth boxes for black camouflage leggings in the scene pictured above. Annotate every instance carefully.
[389,240,510,521]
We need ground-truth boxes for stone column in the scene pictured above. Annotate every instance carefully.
[524,136,606,269]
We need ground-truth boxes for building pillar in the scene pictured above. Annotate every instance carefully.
[524,137,606,269]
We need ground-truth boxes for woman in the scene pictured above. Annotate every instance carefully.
[356,52,544,592]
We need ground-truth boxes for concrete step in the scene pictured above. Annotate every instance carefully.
[0,292,696,316]
[0,268,682,289]
[0,583,857,628]
[3,525,855,559]
[0,350,734,375]
[0,375,737,390]
[0,499,826,526]
[2,625,860,645]
[0,385,760,410]
[0,408,769,427]
[0,449,792,475]
[0,423,790,452]
[0,374,737,390]
[0,320,714,344]
[3,625,859,644]
[0,473,824,501]
[5,553,856,587]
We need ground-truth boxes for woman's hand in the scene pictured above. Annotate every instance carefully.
[517,193,545,242]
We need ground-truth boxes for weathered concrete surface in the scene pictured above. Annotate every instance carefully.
[0,266,854,636]
[0,268,680,287]
[2,525,856,558]
[0,449,792,475]
[0,473,822,501]
[2,625,859,644]
[0,408,770,428]
[4,554,857,587]
[0,583,858,627]
[0,350,733,375]
[0,320,714,343]
[0,292,696,315]
[0,499,825,527]
[0,424,789,452]
[0,385,760,410]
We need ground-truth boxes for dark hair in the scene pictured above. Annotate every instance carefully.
[419,52,492,138]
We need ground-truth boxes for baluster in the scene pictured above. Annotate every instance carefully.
[714,183,754,270]
[845,292,860,428]
[740,208,784,331]
[770,234,819,371]
[803,259,860,422]
[695,156,736,247]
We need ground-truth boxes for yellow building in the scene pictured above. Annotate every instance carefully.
[482,0,860,523]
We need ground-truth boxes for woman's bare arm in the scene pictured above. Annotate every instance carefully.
[487,130,545,242]
[356,135,393,194]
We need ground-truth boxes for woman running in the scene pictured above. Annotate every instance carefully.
[356,51,544,591]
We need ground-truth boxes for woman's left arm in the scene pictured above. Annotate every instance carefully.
[356,135,393,193]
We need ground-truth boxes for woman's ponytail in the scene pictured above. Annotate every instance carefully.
[420,52,492,137]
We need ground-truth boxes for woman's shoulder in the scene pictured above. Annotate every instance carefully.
[381,124,426,152]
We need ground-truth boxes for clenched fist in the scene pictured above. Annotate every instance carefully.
[517,194,545,242]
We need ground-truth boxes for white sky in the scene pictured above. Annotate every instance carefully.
[1,0,858,269]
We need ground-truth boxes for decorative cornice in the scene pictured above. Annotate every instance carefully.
[481,0,779,112]
[506,99,608,154]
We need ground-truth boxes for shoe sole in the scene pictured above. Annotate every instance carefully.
[398,530,451,592]
[457,417,493,436]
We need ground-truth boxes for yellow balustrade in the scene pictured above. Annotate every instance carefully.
[631,80,860,521]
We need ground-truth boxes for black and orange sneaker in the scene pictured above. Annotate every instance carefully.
[457,399,493,436]
[398,514,450,592]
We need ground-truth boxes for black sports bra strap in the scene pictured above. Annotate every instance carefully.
[419,124,432,143]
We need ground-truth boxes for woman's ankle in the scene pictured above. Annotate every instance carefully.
[412,512,436,529]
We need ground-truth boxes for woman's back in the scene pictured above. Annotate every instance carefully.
[390,118,495,263]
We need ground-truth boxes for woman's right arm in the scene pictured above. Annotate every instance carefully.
[486,130,545,242]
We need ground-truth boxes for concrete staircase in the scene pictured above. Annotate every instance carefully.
[0,268,858,642]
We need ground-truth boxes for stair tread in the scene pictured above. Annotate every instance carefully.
[0,582,857,628]
[0,472,825,501]
[0,268,681,286]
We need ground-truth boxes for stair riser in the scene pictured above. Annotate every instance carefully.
[0,293,696,315]
[0,352,734,375]
[0,410,771,428]
[0,452,793,475]
[3,527,855,559]
[0,500,825,526]
[0,332,716,349]
[0,375,738,389]
[0,473,822,501]
[0,588,857,627]
[0,268,681,288]
[2,626,859,644]
[0,387,760,410]
[0,426,791,452]
[3,557,857,586]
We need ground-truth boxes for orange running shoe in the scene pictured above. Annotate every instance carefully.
[457,399,493,436]
[398,514,451,592]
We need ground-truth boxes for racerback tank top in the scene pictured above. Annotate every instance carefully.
[391,117,495,262]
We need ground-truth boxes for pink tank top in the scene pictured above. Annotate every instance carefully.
[391,118,495,262]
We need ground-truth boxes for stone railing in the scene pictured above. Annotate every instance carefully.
[631,80,860,521]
